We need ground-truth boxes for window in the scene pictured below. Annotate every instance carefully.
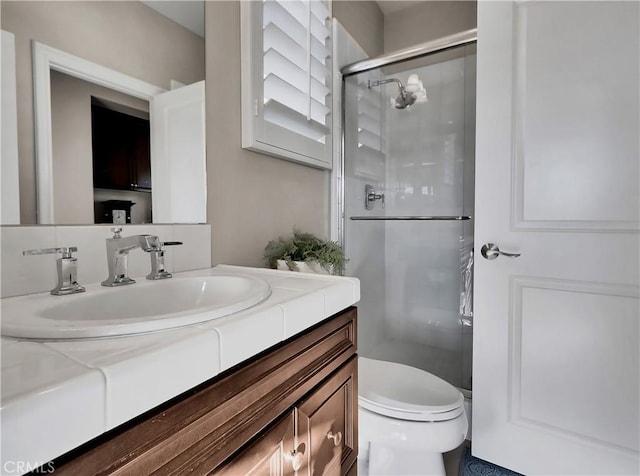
[241,0,333,169]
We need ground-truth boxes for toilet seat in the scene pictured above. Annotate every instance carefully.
[359,357,465,422]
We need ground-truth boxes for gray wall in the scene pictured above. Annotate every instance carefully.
[1,1,204,224]
[333,1,384,57]
[382,1,477,53]
[205,1,384,267]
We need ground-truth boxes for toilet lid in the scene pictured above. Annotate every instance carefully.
[359,357,464,422]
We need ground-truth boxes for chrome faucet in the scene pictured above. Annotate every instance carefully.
[147,241,183,280]
[23,246,85,295]
[102,228,162,287]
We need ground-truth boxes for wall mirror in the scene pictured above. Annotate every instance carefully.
[1,1,206,225]
[33,42,206,225]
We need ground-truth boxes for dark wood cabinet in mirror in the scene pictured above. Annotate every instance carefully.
[92,104,151,193]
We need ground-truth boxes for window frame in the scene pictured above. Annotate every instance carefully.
[240,0,333,170]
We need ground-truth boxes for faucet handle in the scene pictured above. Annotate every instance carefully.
[110,227,123,238]
[23,247,84,295]
[146,242,182,280]
[23,246,79,259]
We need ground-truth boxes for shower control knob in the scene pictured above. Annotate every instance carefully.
[481,243,521,260]
[365,184,385,210]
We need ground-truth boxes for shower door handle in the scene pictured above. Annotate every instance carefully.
[480,243,521,260]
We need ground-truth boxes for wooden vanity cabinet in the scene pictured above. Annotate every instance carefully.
[218,358,357,476]
[297,358,357,475]
[217,412,297,476]
[53,307,358,475]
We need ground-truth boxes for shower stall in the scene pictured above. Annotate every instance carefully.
[340,36,476,393]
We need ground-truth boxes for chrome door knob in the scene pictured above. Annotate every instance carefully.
[481,243,521,260]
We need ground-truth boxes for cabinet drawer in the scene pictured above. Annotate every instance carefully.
[297,357,358,476]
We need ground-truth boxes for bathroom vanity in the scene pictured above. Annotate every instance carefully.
[55,308,357,474]
[0,266,360,475]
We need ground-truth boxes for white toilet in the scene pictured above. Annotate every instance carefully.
[358,357,468,476]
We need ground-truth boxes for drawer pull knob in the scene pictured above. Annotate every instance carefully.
[284,450,304,471]
[327,430,342,446]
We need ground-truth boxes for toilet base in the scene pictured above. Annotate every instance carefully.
[358,404,467,476]
[363,441,446,476]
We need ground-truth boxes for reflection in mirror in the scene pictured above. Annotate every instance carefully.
[50,71,153,224]
[91,98,152,224]
[1,0,206,224]
[33,43,207,225]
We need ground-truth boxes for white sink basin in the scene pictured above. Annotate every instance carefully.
[1,274,271,340]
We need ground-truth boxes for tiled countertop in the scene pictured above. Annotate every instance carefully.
[0,265,360,473]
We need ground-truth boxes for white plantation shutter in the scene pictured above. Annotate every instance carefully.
[241,0,333,169]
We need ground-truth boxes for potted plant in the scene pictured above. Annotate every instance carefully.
[264,230,347,275]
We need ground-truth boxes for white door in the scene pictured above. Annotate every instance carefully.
[474,2,639,475]
[150,80,206,224]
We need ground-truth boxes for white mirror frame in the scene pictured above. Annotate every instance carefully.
[2,30,20,225]
[32,41,166,224]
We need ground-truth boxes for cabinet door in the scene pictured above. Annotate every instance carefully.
[131,118,151,190]
[216,411,297,476]
[91,105,151,191]
[297,357,357,476]
[92,106,131,190]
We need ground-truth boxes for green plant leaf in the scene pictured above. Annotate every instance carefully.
[263,229,347,275]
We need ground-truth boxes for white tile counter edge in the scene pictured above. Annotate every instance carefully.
[0,265,360,472]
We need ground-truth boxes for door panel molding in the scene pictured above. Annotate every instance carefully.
[510,2,640,233]
[508,276,639,454]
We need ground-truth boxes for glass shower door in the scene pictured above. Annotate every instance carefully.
[342,45,476,390]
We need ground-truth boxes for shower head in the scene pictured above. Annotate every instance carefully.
[368,78,417,109]
[394,87,417,109]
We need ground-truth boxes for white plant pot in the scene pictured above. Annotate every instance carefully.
[276,260,335,274]
[292,261,314,273]
[307,261,332,275]
[276,259,290,271]
[295,260,334,274]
